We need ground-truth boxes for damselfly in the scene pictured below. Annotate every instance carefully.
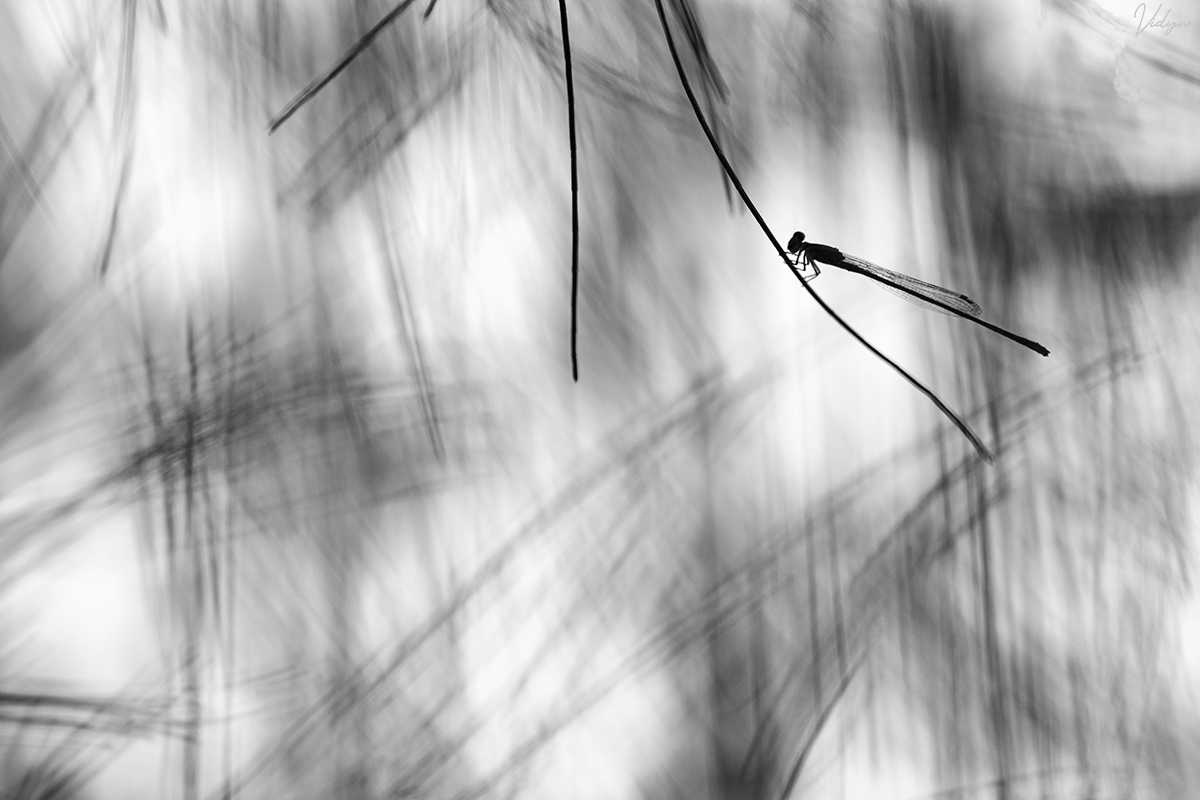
[786,232,1049,357]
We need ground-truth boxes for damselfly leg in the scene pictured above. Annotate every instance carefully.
[786,231,821,281]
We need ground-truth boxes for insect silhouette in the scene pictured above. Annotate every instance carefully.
[786,232,1049,356]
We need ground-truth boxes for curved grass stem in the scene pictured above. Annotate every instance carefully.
[650,0,995,464]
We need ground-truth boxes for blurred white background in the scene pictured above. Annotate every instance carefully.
[0,0,1199,798]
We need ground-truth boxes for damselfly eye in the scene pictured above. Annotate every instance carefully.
[787,231,805,253]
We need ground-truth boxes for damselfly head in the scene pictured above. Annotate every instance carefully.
[787,231,806,253]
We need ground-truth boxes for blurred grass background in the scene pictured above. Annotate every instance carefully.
[0,0,1198,798]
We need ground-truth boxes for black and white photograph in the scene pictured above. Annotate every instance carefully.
[0,0,1198,797]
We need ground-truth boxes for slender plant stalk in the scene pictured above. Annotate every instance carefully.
[650,0,995,464]
[557,0,581,381]
[267,0,421,133]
